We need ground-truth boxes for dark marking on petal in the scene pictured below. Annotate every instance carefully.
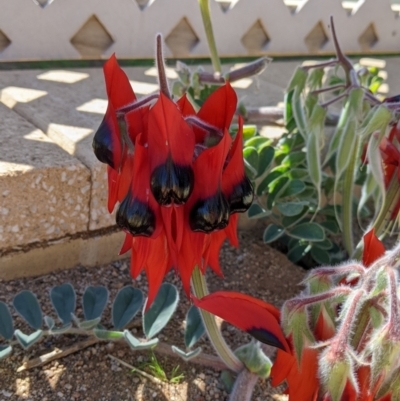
[150,157,193,206]
[229,177,254,214]
[116,192,155,237]
[190,192,230,233]
[92,118,114,168]
[247,327,286,351]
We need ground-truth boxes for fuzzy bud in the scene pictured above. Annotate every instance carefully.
[234,341,272,379]
[320,345,358,401]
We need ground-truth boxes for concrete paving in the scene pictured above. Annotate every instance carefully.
[1,57,400,278]
[0,103,90,249]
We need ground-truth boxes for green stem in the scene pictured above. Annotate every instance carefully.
[353,172,400,260]
[191,266,243,372]
[342,136,360,256]
[198,0,222,73]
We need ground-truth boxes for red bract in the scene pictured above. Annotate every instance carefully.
[93,55,253,308]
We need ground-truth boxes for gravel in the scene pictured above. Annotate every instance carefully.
[0,225,305,401]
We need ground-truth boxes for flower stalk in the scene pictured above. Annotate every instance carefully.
[198,0,222,73]
[191,266,243,372]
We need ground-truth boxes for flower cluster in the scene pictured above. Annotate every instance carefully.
[92,54,253,306]
[195,229,400,401]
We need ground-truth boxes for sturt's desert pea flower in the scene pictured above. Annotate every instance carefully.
[93,50,253,308]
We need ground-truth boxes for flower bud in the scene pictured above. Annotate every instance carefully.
[234,341,272,379]
[320,349,357,401]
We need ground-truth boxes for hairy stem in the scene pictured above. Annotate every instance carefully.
[229,369,258,401]
[191,266,243,372]
[198,0,222,73]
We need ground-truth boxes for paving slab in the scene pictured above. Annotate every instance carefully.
[0,230,127,280]
[0,102,90,249]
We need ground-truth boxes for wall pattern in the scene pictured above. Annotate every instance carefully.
[0,0,398,61]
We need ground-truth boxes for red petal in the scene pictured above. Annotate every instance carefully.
[203,230,226,276]
[177,94,196,116]
[161,206,184,267]
[178,229,204,296]
[225,213,239,247]
[380,137,400,166]
[271,346,319,401]
[222,117,246,196]
[197,83,237,130]
[116,151,134,203]
[119,232,133,255]
[147,93,195,168]
[193,291,289,352]
[362,229,385,267]
[191,130,232,199]
[143,232,169,310]
[126,134,162,238]
[103,54,136,108]
[107,165,119,213]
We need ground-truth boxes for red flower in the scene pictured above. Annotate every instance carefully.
[93,55,253,307]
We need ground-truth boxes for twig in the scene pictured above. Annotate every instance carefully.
[17,337,98,372]
[16,336,226,372]
[234,106,339,126]
[108,354,164,385]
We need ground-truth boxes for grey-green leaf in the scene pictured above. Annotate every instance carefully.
[50,323,72,334]
[245,136,272,150]
[50,283,76,325]
[83,286,109,321]
[257,145,274,177]
[112,286,143,329]
[14,329,43,350]
[13,291,42,330]
[0,345,12,359]
[78,317,101,330]
[185,306,205,348]
[143,283,179,339]
[0,302,14,340]
[263,224,284,243]
[171,346,202,362]
[243,146,259,174]
[124,330,159,350]
[279,179,306,198]
[247,204,271,219]
[310,247,331,265]
[277,202,308,217]
[287,222,325,242]
[44,315,55,330]
[287,243,309,263]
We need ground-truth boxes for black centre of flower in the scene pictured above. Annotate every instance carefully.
[92,118,115,168]
[150,157,193,206]
[189,192,230,233]
[116,192,156,237]
[228,177,254,214]
[247,328,286,351]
